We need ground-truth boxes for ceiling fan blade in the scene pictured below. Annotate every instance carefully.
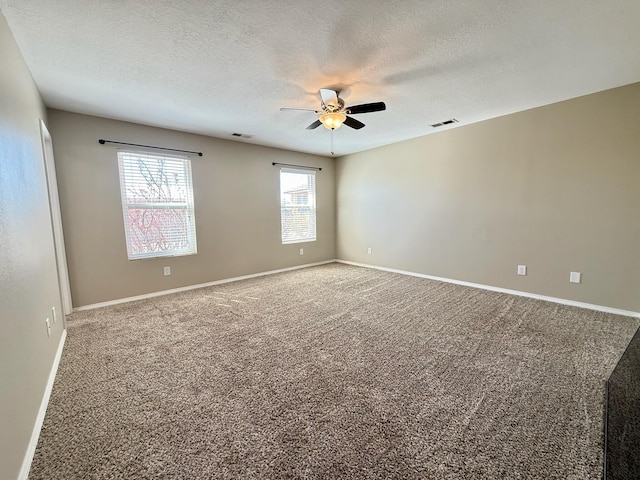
[280,107,318,112]
[306,119,322,130]
[343,116,365,130]
[346,102,386,114]
[320,88,340,109]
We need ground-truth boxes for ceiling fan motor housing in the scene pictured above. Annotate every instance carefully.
[321,97,344,113]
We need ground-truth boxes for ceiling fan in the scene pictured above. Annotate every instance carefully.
[280,88,386,131]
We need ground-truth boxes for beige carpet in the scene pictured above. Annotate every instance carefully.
[29,263,639,479]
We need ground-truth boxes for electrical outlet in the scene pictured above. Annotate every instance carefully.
[367,247,372,255]
[52,306,57,323]
[45,318,51,337]
[299,248,304,255]
[570,272,581,284]
[517,265,527,276]
[164,266,171,276]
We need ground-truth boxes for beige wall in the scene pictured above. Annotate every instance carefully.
[0,12,65,480]
[337,83,640,312]
[47,110,336,307]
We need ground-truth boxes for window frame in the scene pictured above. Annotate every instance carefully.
[279,167,317,245]
[117,150,197,260]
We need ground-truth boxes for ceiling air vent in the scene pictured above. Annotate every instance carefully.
[231,132,253,138]
[431,118,459,128]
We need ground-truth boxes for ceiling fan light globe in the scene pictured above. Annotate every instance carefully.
[319,112,346,130]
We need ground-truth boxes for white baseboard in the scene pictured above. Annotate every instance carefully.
[18,328,67,480]
[336,260,640,318]
[74,260,337,311]
[74,258,639,318]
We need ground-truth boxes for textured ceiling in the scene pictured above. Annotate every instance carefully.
[2,1,640,156]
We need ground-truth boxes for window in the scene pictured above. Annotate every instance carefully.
[280,168,316,244]
[117,151,197,259]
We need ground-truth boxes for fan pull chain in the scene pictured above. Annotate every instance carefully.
[330,129,335,156]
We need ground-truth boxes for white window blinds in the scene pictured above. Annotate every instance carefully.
[280,168,316,244]
[117,150,197,260]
